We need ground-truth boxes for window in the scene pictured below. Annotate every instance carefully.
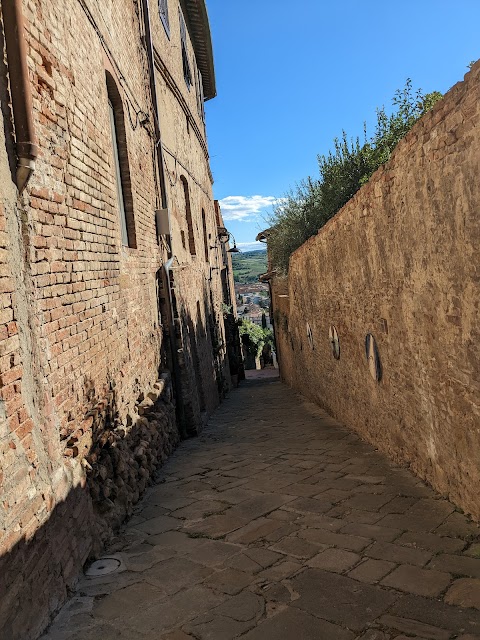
[180,176,195,255]
[201,209,209,262]
[106,73,136,248]
[179,9,192,89]
[195,67,205,122]
[159,0,170,36]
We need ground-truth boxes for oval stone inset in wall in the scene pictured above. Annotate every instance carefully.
[365,333,382,381]
[329,325,340,359]
[306,322,314,350]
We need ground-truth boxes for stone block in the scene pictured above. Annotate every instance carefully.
[445,578,480,610]
[381,564,451,597]
[348,558,396,584]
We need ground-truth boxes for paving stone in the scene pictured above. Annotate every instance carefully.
[314,488,353,502]
[341,509,384,524]
[355,631,390,640]
[344,494,394,512]
[348,558,396,584]
[145,494,195,511]
[171,500,227,520]
[258,560,303,581]
[93,582,166,621]
[291,569,397,631]
[226,517,283,544]
[445,578,480,609]
[260,582,293,603]
[287,496,334,514]
[263,522,300,542]
[144,557,213,594]
[345,475,385,484]
[183,540,240,567]
[204,568,253,595]
[214,590,264,621]
[365,542,432,566]
[126,586,226,635]
[296,513,345,531]
[428,554,480,578]
[390,595,480,634]
[269,536,320,559]
[184,514,247,538]
[185,613,254,639]
[134,515,181,535]
[148,530,207,553]
[376,512,445,533]
[122,546,175,572]
[308,548,360,573]
[396,530,466,554]
[268,509,299,521]
[435,512,480,538]
[378,615,450,640]
[380,564,451,597]
[53,624,133,640]
[323,478,363,491]
[298,528,371,552]
[284,483,324,497]
[243,547,283,569]
[228,494,295,521]
[241,605,355,639]
[378,496,418,514]
[340,522,402,543]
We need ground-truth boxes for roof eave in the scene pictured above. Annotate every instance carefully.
[185,0,217,100]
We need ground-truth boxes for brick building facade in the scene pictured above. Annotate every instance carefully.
[0,1,236,637]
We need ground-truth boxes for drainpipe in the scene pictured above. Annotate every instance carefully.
[141,0,186,434]
[3,0,39,193]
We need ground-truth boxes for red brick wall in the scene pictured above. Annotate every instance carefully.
[0,0,226,637]
[272,61,480,521]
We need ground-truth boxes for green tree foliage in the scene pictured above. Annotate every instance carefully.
[268,80,443,273]
[239,319,273,358]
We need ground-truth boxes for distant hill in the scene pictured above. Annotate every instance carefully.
[231,249,267,283]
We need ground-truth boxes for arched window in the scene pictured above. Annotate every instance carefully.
[106,72,136,248]
[201,208,209,262]
[180,176,195,255]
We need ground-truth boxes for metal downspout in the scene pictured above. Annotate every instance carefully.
[141,0,186,435]
[3,0,39,192]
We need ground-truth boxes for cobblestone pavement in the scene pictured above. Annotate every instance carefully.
[44,373,480,640]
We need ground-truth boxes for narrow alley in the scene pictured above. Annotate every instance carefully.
[44,373,480,640]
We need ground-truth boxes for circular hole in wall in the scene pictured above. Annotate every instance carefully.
[329,325,340,359]
[365,333,382,382]
[306,322,314,350]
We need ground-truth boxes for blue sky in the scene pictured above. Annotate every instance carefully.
[205,1,480,251]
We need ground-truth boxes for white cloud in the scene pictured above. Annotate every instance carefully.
[237,241,265,252]
[219,195,278,222]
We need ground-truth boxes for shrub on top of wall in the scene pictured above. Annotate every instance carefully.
[268,80,443,273]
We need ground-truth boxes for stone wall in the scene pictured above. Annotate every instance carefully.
[272,61,480,520]
[0,0,228,637]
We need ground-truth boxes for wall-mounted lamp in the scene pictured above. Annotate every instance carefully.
[217,228,240,253]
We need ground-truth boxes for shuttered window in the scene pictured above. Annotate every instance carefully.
[159,0,169,36]
[179,9,192,89]
[196,67,205,122]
